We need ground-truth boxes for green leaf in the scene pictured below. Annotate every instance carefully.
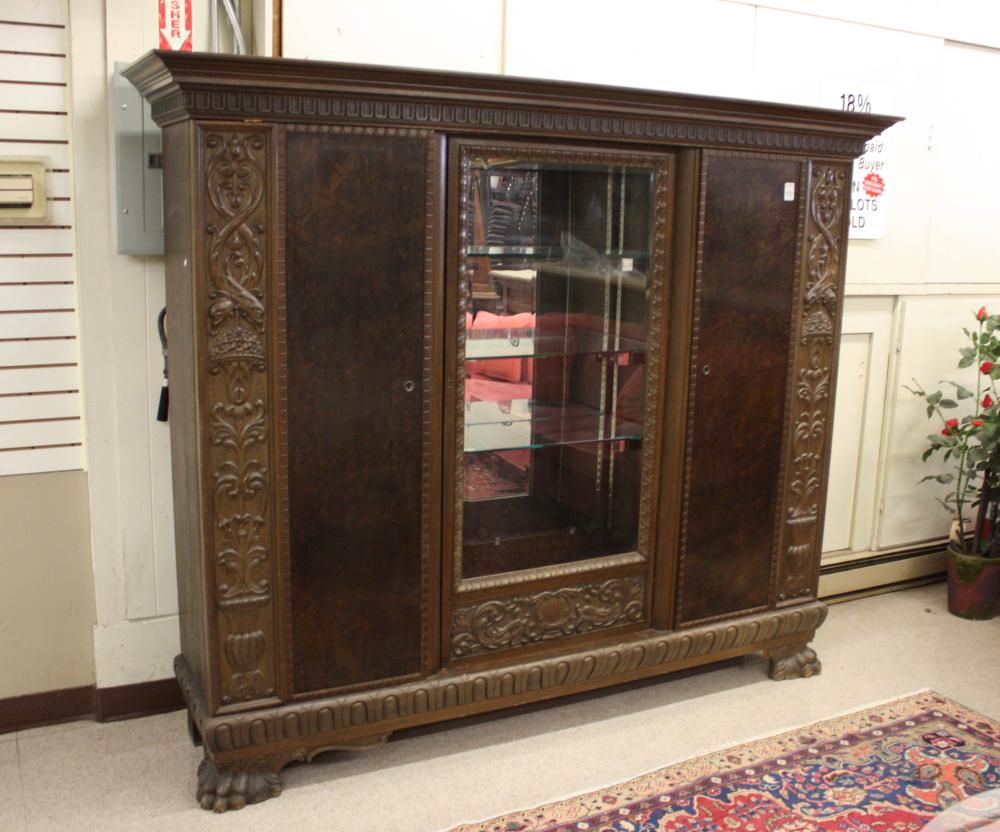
[923,448,934,462]
[959,355,975,368]
[927,390,943,406]
[939,399,958,408]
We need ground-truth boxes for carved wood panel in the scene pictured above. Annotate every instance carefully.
[200,127,280,709]
[775,163,850,603]
[451,576,645,659]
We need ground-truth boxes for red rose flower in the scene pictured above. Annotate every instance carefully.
[972,419,984,427]
[946,418,960,428]
[984,394,993,408]
[942,427,952,436]
[977,307,988,321]
[982,361,995,374]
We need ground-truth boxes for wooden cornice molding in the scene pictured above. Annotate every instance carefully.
[122,50,899,157]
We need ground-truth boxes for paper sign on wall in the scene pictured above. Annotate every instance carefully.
[159,0,193,51]
[836,89,888,240]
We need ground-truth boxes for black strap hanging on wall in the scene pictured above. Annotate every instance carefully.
[156,306,169,422]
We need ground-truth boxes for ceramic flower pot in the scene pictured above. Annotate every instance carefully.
[945,545,1000,620]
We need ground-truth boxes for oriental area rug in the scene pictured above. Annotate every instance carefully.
[451,691,1000,832]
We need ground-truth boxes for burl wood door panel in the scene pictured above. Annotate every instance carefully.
[283,129,436,694]
[677,153,803,626]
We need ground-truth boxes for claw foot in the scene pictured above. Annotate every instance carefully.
[768,642,822,680]
[196,756,283,812]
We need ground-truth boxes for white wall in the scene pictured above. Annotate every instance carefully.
[64,0,998,687]
[68,0,212,687]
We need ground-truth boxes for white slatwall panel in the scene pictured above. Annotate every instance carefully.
[0,228,74,254]
[0,365,78,394]
[2,390,78,420]
[0,282,75,309]
[0,21,66,53]
[0,445,82,476]
[0,0,83,475]
[0,83,67,112]
[0,336,76,364]
[1,310,76,337]
[0,254,74,282]
[0,142,69,167]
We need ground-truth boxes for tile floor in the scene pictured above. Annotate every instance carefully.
[1,582,998,831]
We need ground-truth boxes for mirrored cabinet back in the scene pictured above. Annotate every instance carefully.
[124,50,899,812]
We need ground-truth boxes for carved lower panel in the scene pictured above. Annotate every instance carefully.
[201,128,279,706]
[451,576,645,658]
[776,164,848,603]
[178,602,826,760]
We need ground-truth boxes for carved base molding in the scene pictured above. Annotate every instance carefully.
[178,602,827,794]
[768,641,823,680]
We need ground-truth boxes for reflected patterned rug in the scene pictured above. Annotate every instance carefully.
[451,691,1000,832]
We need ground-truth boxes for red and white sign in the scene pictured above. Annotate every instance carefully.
[159,0,192,51]
[862,172,885,198]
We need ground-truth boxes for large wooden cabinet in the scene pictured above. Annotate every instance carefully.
[125,51,897,811]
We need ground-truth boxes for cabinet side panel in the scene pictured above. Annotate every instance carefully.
[678,154,801,625]
[163,121,211,698]
[285,130,431,693]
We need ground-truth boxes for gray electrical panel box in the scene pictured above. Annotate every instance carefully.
[114,62,164,255]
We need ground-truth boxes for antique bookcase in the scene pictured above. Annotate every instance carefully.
[124,50,898,811]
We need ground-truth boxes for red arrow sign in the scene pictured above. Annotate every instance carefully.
[159,0,192,51]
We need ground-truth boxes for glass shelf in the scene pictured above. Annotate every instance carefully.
[464,399,642,453]
[465,334,646,361]
[467,244,650,262]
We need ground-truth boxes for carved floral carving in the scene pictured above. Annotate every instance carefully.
[779,164,846,601]
[224,630,266,701]
[203,130,275,704]
[451,577,645,658]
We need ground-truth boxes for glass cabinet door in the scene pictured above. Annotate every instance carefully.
[451,143,670,588]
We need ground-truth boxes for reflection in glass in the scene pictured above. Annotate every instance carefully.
[460,152,656,579]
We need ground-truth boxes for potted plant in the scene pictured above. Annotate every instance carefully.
[906,306,1000,619]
